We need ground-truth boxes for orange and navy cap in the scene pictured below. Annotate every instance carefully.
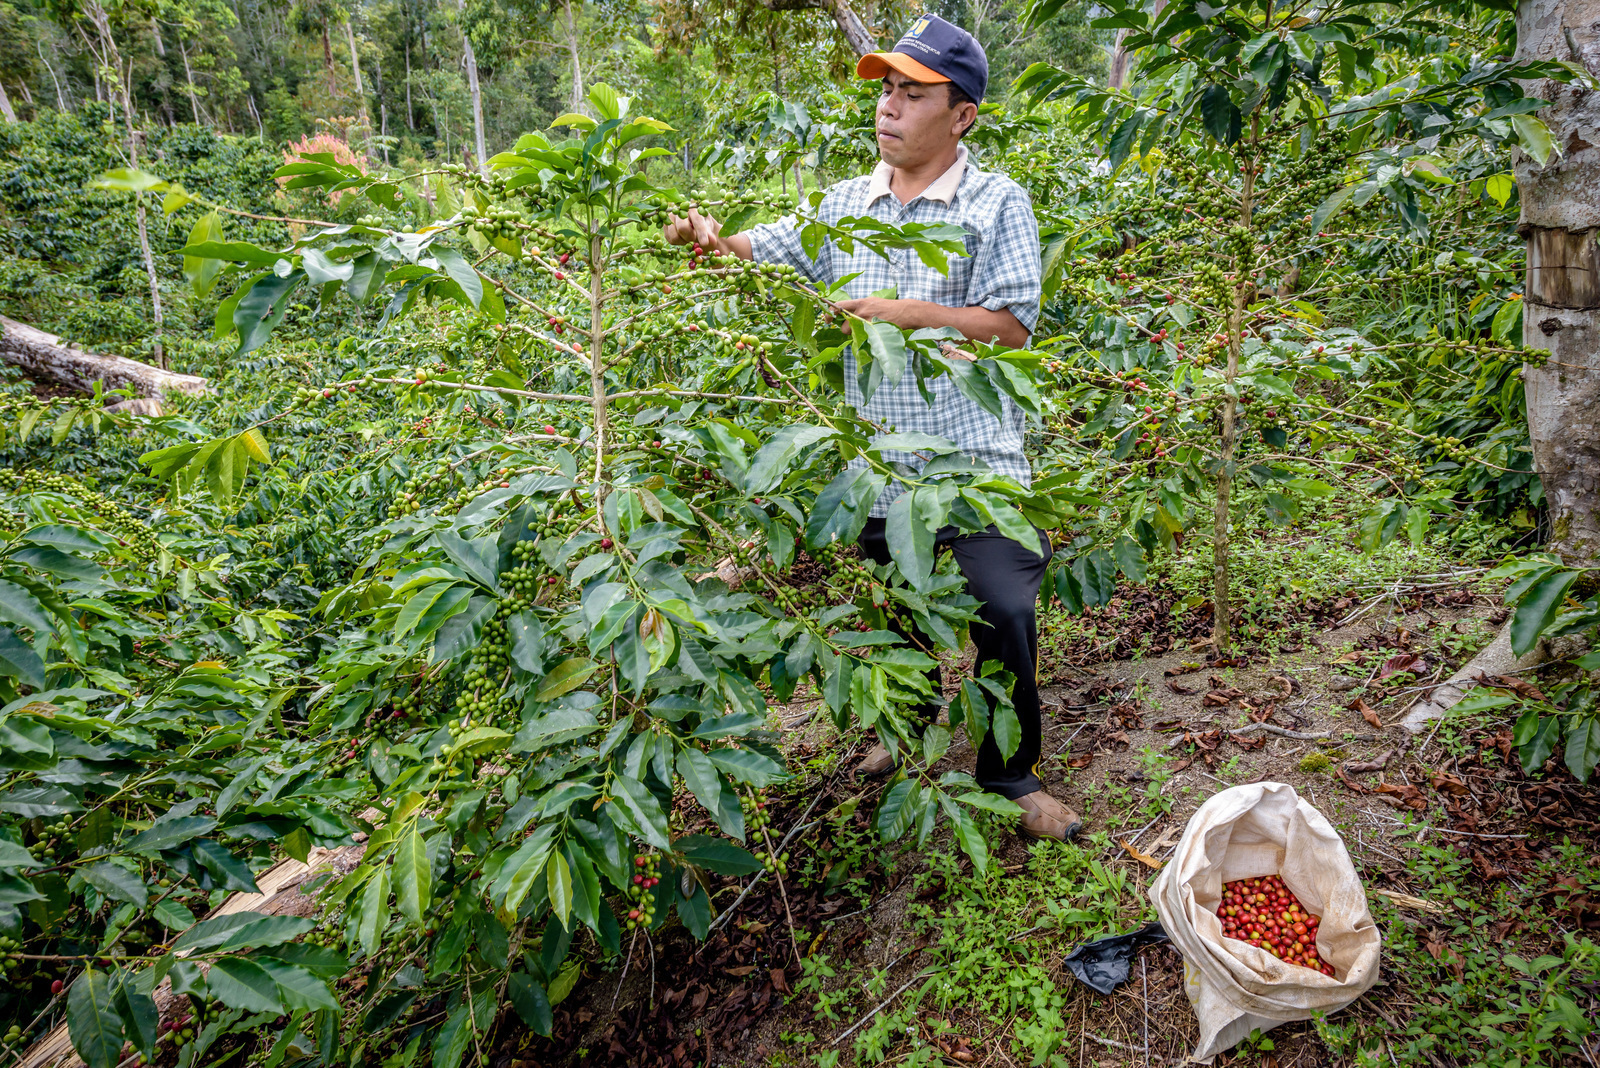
[856,14,988,105]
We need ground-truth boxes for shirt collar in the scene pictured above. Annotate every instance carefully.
[867,145,969,207]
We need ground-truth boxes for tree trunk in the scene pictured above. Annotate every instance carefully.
[1,317,207,410]
[1516,0,1600,565]
[405,39,415,129]
[0,80,15,123]
[149,16,165,55]
[40,41,67,111]
[457,0,487,172]
[822,0,875,55]
[1107,0,1164,89]
[127,126,167,369]
[345,17,373,145]
[759,0,876,56]
[179,38,203,124]
[1211,132,1258,654]
[562,0,584,112]
[1405,0,1599,733]
[1107,29,1132,89]
[321,21,337,94]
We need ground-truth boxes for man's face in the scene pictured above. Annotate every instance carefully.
[875,71,973,168]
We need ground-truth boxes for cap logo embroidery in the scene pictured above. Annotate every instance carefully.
[908,15,931,37]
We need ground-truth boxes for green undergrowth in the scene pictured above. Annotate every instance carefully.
[1318,838,1600,1068]
[1156,491,1511,621]
[771,821,1600,1068]
[778,834,1153,1066]
[1036,487,1514,667]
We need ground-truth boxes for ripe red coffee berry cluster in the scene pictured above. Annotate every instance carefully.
[625,853,661,929]
[1216,874,1333,976]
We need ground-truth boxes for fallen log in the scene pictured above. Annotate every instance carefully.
[0,316,208,415]
[16,843,364,1068]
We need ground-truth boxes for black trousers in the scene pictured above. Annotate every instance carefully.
[858,518,1052,800]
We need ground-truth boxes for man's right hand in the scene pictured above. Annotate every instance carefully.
[662,210,754,260]
[663,208,722,250]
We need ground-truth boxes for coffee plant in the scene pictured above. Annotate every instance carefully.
[3,83,1079,1066]
[1010,0,1567,652]
[1453,555,1600,782]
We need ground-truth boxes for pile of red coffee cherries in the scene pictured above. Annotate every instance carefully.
[1215,874,1334,976]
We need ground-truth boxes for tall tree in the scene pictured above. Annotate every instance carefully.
[345,15,371,128]
[457,0,486,168]
[61,0,168,365]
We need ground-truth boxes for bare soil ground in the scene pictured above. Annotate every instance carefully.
[498,569,1600,1068]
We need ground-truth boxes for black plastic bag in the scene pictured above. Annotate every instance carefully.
[1062,921,1169,994]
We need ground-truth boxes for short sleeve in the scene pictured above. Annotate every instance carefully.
[746,214,829,284]
[969,187,1042,335]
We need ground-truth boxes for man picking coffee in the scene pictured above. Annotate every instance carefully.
[663,15,1080,842]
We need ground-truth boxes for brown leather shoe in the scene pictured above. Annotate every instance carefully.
[1014,790,1083,841]
[854,743,898,780]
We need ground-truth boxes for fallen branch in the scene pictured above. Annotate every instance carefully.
[1229,723,1330,741]
[17,843,364,1068]
[1,316,208,414]
[1371,888,1448,914]
[1087,1035,1148,1053]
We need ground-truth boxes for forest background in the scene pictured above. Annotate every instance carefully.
[0,0,1102,176]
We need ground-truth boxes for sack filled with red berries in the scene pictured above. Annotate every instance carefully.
[1149,781,1381,1062]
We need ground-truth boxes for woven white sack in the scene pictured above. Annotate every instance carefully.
[1149,781,1382,1062]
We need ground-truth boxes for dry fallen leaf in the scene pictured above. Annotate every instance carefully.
[1476,673,1546,702]
[1344,749,1394,774]
[1337,767,1369,793]
[1429,771,1471,796]
[1120,839,1163,870]
[1349,697,1383,729]
[1374,782,1427,810]
[1378,652,1424,680]
[1151,825,1183,850]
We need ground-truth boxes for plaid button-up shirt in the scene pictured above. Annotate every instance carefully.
[747,147,1042,516]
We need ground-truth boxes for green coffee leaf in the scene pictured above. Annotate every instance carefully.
[67,968,124,1068]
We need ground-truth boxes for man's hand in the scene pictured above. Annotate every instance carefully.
[662,209,754,261]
